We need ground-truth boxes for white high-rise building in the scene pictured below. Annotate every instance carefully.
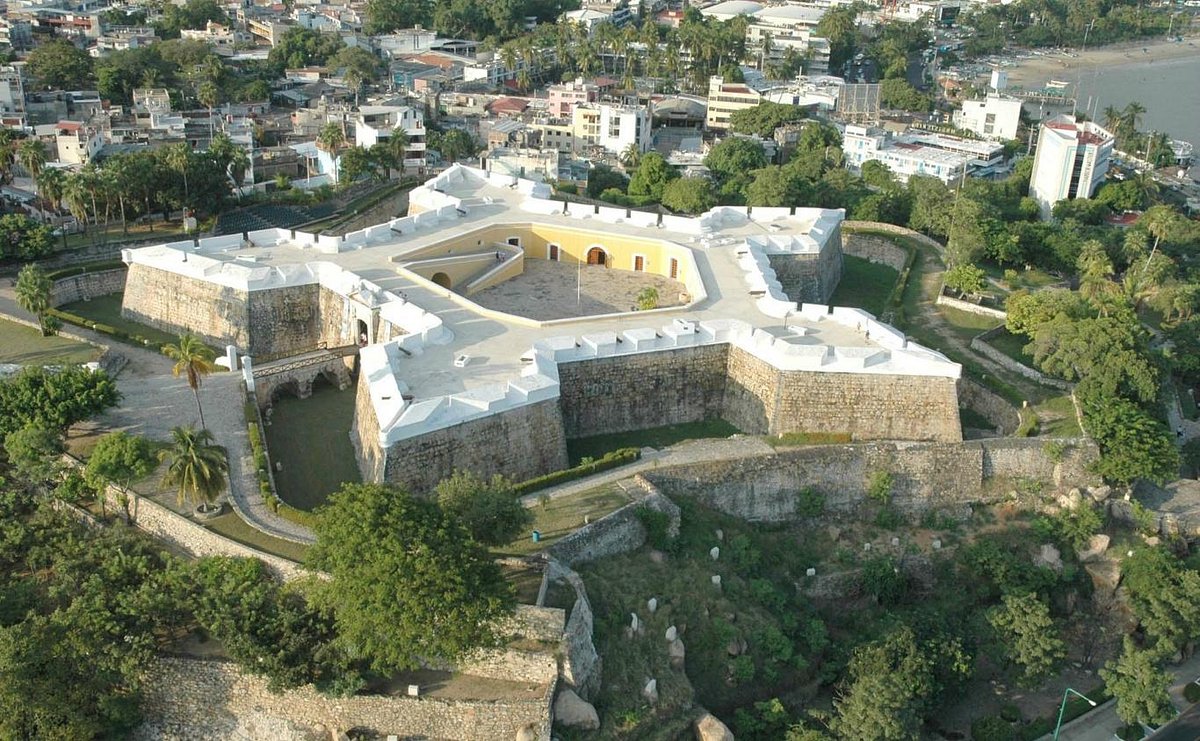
[1029,114,1114,220]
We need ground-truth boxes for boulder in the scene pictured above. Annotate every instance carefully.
[515,723,538,741]
[649,550,666,564]
[1056,489,1083,510]
[1077,534,1111,563]
[1035,544,1063,573]
[694,712,735,741]
[669,638,687,669]
[554,688,599,730]
[1088,485,1113,503]
[726,637,748,656]
[642,678,658,705]
[1085,560,1122,596]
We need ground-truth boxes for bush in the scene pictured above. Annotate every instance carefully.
[514,447,641,495]
[1184,681,1200,704]
[1000,703,1022,723]
[874,506,906,530]
[867,470,893,504]
[795,487,825,517]
[635,506,672,550]
[1016,411,1040,437]
[971,715,1017,741]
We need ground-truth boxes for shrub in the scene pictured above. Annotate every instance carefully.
[1184,681,1200,704]
[635,506,672,550]
[1015,411,1040,437]
[1043,440,1067,462]
[971,715,1017,741]
[874,507,906,530]
[1000,703,1022,723]
[867,470,894,504]
[514,448,641,495]
[795,487,825,517]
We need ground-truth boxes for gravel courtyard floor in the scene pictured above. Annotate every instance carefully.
[468,260,688,320]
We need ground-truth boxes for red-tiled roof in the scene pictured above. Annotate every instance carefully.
[490,96,529,114]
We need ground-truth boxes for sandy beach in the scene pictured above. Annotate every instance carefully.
[1002,34,1200,88]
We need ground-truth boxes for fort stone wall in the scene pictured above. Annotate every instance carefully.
[381,397,569,494]
[767,243,843,304]
[556,344,730,438]
[643,438,1098,522]
[135,656,553,741]
[245,284,322,358]
[122,263,253,348]
[50,268,127,306]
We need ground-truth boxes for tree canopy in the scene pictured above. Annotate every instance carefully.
[307,483,514,672]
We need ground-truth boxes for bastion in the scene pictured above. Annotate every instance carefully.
[119,164,962,493]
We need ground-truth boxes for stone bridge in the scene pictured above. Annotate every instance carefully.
[250,345,358,408]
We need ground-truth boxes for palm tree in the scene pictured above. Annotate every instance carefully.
[1121,101,1146,138]
[619,142,641,170]
[17,139,45,179]
[62,171,91,238]
[15,263,53,334]
[164,142,192,208]
[1130,170,1160,207]
[162,334,217,430]
[198,81,219,142]
[159,426,228,513]
[35,166,65,216]
[317,122,345,184]
[386,129,408,177]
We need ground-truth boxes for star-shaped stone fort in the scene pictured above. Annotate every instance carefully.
[121,165,961,493]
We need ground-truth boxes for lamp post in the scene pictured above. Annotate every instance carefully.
[1053,687,1098,740]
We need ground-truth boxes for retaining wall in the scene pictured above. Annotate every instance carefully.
[50,268,127,306]
[643,438,1098,522]
[971,326,1071,390]
[841,233,909,271]
[958,377,1020,434]
[134,656,553,741]
[841,220,944,251]
[767,245,843,304]
[936,293,1007,319]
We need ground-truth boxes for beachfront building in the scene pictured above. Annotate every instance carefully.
[1029,114,1114,220]
[842,124,969,184]
[953,94,1021,141]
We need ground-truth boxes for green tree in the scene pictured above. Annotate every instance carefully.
[1029,315,1158,403]
[1122,548,1200,656]
[1004,288,1090,337]
[3,423,65,485]
[434,471,532,546]
[661,176,717,214]
[86,431,156,518]
[880,78,932,112]
[730,101,807,138]
[25,40,93,90]
[365,0,433,34]
[831,626,932,740]
[943,264,987,297]
[14,264,53,335]
[430,128,478,163]
[0,366,119,439]
[337,145,373,185]
[307,483,513,672]
[267,27,346,72]
[628,152,677,201]
[0,215,54,261]
[1101,637,1176,727]
[159,426,228,512]
[16,140,45,179]
[746,165,810,207]
[1081,394,1179,486]
[986,592,1065,685]
[636,286,660,311]
[906,175,953,238]
[161,334,217,430]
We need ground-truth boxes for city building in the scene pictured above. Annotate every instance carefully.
[37,120,104,165]
[572,102,651,155]
[842,124,969,184]
[547,79,599,118]
[706,76,762,131]
[353,104,427,174]
[0,67,27,130]
[1029,114,1114,219]
[952,94,1022,141]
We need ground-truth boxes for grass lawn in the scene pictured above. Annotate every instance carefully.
[984,328,1036,366]
[1033,394,1083,438]
[830,255,899,317]
[62,221,188,250]
[982,263,1061,291]
[502,563,545,605]
[492,484,631,557]
[566,418,741,465]
[202,510,310,563]
[938,305,1002,346]
[0,318,100,365]
[58,293,181,346]
[263,379,361,511]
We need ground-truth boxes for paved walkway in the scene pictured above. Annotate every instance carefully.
[0,286,315,545]
[1049,653,1200,740]
[518,435,776,507]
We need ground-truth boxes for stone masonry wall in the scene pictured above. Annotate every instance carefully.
[135,657,553,741]
[246,284,322,359]
[767,243,843,304]
[546,486,681,567]
[958,377,1020,434]
[556,344,730,438]
[644,438,1098,522]
[382,398,569,493]
[350,371,386,483]
[841,234,909,271]
[724,346,962,442]
[122,263,253,348]
[51,268,127,306]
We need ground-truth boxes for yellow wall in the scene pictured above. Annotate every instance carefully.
[403,223,695,290]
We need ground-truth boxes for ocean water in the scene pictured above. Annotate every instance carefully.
[1071,50,1200,170]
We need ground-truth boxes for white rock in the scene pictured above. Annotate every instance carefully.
[515,723,538,741]
[891,537,900,546]
[805,567,816,577]
[648,597,658,614]
[932,538,942,549]
[1088,485,1113,503]
[710,546,720,561]
[715,529,724,541]
[1035,543,1063,572]
[694,712,735,741]
[553,688,599,730]
[711,575,721,588]
[1077,533,1111,562]
[666,625,678,642]
[668,637,686,668]
[642,678,658,704]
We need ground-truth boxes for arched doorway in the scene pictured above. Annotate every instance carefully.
[431,272,452,288]
[356,319,368,347]
[586,246,607,266]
